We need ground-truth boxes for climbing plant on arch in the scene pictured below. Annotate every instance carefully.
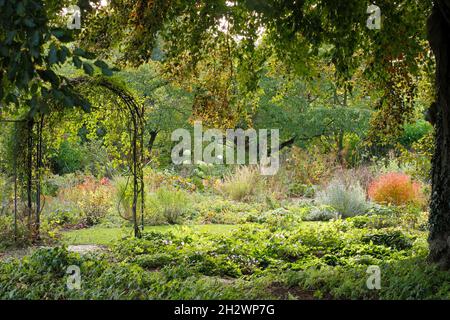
[61,76,147,238]
[2,76,147,240]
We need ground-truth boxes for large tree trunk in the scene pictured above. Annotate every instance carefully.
[427,1,450,270]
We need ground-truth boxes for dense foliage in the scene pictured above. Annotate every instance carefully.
[1,206,448,300]
[2,0,450,301]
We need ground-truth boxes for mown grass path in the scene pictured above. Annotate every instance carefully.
[62,224,238,246]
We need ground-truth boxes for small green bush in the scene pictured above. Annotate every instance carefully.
[365,203,399,216]
[0,215,30,248]
[133,253,174,269]
[42,206,82,229]
[192,195,259,224]
[399,120,433,149]
[51,140,87,175]
[252,207,303,229]
[288,183,316,198]
[347,214,396,229]
[362,230,413,250]
[303,205,339,221]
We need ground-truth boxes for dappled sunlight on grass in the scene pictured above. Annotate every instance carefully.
[62,224,239,245]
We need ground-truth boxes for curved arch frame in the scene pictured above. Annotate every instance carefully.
[68,76,146,238]
[3,76,147,240]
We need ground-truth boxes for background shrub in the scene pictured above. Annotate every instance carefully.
[362,230,413,250]
[333,167,374,194]
[0,215,30,248]
[285,146,337,186]
[50,140,87,175]
[368,172,425,207]
[288,183,316,198]
[53,177,113,226]
[42,206,81,229]
[398,130,434,182]
[398,120,433,149]
[192,195,258,224]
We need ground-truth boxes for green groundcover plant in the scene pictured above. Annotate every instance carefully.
[1,208,449,300]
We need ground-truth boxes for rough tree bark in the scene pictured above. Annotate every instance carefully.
[427,0,450,269]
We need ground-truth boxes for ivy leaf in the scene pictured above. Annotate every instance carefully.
[51,29,74,43]
[6,93,18,106]
[7,63,18,80]
[74,47,86,56]
[82,62,94,76]
[74,48,96,59]
[0,45,7,57]
[48,44,58,65]
[31,30,40,46]
[94,60,109,69]
[37,69,59,86]
[30,82,39,94]
[73,56,82,68]
[28,102,37,118]
[63,95,74,108]
[58,47,69,63]
[5,31,16,45]
[23,18,35,28]
[51,89,65,101]
[16,2,25,16]
[71,93,91,112]
[39,101,50,114]
[94,60,113,76]
[30,47,40,59]
[101,68,113,76]
[30,95,41,111]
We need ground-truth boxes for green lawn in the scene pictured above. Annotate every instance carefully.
[61,224,239,246]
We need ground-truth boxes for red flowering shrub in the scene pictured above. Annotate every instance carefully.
[59,176,113,225]
[368,172,425,206]
[100,177,110,186]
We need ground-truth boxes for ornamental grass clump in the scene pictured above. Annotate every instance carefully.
[315,178,369,218]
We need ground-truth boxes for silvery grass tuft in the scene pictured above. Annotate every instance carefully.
[303,205,339,221]
[315,178,369,218]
